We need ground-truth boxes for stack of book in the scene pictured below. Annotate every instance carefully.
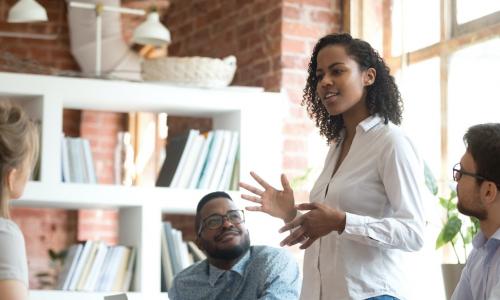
[61,136,97,184]
[156,129,239,190]
[161,221,206,291]
[56,241,136,292]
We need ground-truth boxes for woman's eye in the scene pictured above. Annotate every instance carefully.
[331,69,343,75]
[316,74,324,80]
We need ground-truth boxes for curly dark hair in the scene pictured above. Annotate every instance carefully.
[302,33,403,143]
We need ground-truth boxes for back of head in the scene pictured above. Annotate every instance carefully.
[463,123,500,186]
[303,32,402,142]
[0,100,39,218]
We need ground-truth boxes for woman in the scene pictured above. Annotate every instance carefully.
[240,33,426,300]
[0,101,39,299]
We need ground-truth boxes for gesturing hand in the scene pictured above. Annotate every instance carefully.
[278,202,346,249]
[239,172,297,223]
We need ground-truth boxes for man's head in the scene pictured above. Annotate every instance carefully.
[195,191,250,261]
[455,123,500,220]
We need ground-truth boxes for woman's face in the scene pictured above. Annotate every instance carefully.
[315,45,374,117]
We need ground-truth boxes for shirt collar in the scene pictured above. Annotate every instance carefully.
[472,228,500,249]
[357,114,383,132]
[207,248,251,287]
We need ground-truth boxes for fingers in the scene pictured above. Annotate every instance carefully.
[240,194,262,204]
[280,226,306,247]
[278,215,303,233]
[296,203,318,210]
[239,182,264,196]
[245,206,263,212]
[280,174,292,191]
[249,171,272,189]
[299,237,316,249]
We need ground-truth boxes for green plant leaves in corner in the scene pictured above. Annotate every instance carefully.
[436,215,462,249]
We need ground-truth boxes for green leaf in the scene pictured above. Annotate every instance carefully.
[424,163,439,196]
[450,189,457,199]
[439,197,449,209]
[436,216,462,249]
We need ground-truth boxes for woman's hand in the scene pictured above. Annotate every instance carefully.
[240,172,297,222]
[279,202,346,249]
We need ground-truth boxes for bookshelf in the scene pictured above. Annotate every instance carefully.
[0,72,285,300]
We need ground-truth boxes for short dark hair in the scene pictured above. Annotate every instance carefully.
[302,33,402,143]
[195,191,232,234]
[463,123,500,187]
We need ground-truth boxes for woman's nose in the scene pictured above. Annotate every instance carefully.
[320,74,333,87]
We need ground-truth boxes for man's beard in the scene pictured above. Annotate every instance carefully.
[457,201,487,220]
[205,230,251,260]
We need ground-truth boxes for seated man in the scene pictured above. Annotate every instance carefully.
[169,191,301,300]
[452,123,500,300]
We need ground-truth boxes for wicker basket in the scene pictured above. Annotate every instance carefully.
[141,55,237,88]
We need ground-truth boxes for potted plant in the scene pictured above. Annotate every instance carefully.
[425,165,480,299]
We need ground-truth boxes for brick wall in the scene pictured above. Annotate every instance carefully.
[166,0,283,91]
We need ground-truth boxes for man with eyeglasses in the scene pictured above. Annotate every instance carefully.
[451,123,500,300]
[168,191,300,300]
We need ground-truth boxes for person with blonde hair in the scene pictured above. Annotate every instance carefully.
[0,100,39,299]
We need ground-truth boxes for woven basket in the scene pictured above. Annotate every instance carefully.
[141,55,237,88]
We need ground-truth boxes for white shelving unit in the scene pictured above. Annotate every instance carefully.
[0,72,285,300]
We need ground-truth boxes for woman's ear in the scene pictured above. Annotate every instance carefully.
[363,68,376,86]
[5,168,17,196]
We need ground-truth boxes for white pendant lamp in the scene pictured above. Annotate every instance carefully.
[132,11,171,46]
[7,0,48,23]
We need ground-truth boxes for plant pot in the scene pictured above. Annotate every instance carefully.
[442,263,465,300]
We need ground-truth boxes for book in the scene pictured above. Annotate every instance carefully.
[83,242,108,291]
[208,130,233,190]
[175,134,205,188]
[76,240,100,290]
[121,247,136,292]
[188,131,214,189]
[169,129,199,187]
[68,240,93,290]
[61,134,71,183]
[57,243,83,290]
[161,223,174,290]
[81,138,97,184]
[112,246,132,291]
[218,131,239,190]
[156,131,192,187]
[197,130,224,189]
[96,247,116,291]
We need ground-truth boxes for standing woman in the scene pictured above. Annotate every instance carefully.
[240,33,426,300]
[0,101,39,300]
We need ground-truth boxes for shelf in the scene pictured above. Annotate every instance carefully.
[15,181,241,214]
[29,290,169,300]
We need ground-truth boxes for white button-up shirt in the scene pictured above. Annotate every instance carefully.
[452,228,500,300]
[300,115,426,300]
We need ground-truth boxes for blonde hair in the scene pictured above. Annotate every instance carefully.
[0,100,39,218]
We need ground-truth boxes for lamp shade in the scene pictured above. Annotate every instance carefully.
[132,12,171,46]
[7,0,48,23]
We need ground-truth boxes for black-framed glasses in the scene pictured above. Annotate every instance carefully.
[452,163,487,182]
[452,163,500,188]
[198,210,245,235]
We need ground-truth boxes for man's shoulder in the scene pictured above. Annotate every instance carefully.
[250,245,294,263]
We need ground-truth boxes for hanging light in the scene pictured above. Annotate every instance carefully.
[7,0,48,23]
[132,11,171,46]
